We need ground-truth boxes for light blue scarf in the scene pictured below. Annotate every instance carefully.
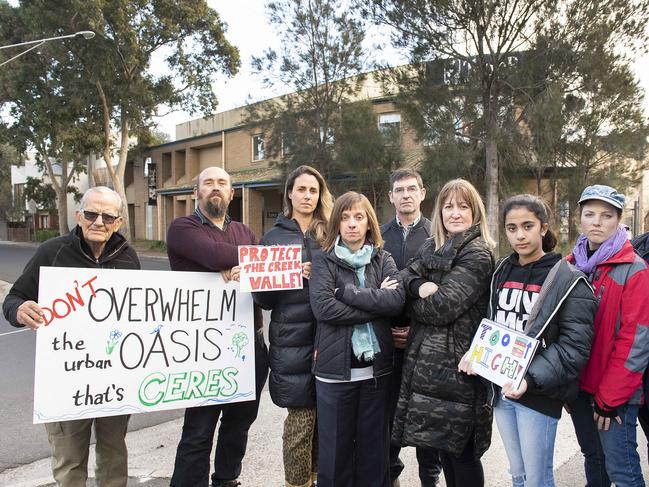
[334,237,381,362]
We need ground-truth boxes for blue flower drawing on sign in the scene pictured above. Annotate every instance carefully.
[106,329,122,355]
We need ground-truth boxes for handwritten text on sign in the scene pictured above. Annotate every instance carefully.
[467,319,539,390]
[238,245,303,292]
[33,267,255,424]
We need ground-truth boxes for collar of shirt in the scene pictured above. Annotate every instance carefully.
[397,214,421,238]
[195,207,231,231]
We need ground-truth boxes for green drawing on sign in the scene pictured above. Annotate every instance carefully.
[106,329,122,355]
[232,332,249,358]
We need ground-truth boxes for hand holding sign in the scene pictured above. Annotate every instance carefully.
[238,245,303,292]
[465,319,539,390]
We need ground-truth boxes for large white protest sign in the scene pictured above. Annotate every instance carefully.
[238,245,303,293]
[466,319,539,390]
[33,267,255,424]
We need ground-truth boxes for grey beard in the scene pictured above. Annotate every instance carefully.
[205,199,226,218]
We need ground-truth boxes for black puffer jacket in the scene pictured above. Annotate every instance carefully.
[489,255,596,416]
[309,246,405,380]
[392,225,494,458]
[632,232,649,262]
[253,216,320,408]
[3,226,140,326]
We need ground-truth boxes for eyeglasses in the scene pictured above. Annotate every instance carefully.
[82,210,119,225]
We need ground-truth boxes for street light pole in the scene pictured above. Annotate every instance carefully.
[0,31,95,67]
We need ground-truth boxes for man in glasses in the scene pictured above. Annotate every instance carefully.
[3,186,140,486]
[381,169,441,487]
[167,166,269,487]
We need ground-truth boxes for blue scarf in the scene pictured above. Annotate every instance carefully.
[334,237,381,362]
[572,226,628,278]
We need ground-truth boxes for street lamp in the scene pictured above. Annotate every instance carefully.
[0,31,95,67]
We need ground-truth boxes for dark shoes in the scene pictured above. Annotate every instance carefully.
[213,481,241,487]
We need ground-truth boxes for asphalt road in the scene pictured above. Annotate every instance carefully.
[0,241,183,473]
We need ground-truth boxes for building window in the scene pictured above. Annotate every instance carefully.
[252,134,265,161]
[282,134,296,156]
[13,183,25,208]
[378,113,401,144]
[40,214,49,229]
[319,127,334,146]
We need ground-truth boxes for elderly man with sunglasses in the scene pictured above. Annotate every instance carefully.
[3,186,140,487]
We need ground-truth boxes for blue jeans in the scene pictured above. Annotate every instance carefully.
[495,396,558,487]
[570,391,645,487]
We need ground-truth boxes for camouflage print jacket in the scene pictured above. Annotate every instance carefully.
[392,225,494,458]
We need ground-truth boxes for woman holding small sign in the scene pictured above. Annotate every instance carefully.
[309,191,405,487]
[253,165,333,487]
[567,185,649,487]
[392,179,494,487]
[472,194,596,487]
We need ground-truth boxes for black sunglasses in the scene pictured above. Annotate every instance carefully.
[82,210,119,225]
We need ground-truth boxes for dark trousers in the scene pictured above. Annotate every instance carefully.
[570,391,610,487]
[388,349,442,486]
[170,338,269,487]
[316,374,391,487]
[438,438,484,487]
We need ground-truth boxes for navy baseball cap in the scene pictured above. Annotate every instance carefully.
[578,185,625,210]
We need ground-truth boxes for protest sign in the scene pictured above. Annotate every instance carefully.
[33,267,255,424]
[466,319,539,390]
[238,245,303,292]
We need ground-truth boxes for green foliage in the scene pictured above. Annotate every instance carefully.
[24,177,57,210]
[336,100,401,208]
[33,229,59,242]
[0,0,240,239]
[247,0,369,178]
[365,0,649,244]
[0,143,20,219]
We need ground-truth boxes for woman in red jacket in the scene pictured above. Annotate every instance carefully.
[569,185,649,487]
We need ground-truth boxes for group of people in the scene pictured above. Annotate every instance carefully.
[4,163,649,487]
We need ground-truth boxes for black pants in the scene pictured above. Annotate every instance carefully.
[316,374,391,487]
[170,337,269,487]
[438,438,484,487]
[388,349,442,486]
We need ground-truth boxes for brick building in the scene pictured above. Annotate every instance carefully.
[135,77,423,241]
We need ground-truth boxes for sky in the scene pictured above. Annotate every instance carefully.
[152,0,406,140]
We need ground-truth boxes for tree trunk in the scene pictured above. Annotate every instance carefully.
[56,189,69,236]
[97,81,132,241]
[485,104,499,253]
[41,155,69,236]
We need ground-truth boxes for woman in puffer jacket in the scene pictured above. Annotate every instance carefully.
[392,179,494,487]
[253,165,333,487]
[465,194,595,487]
[309,191,405,487]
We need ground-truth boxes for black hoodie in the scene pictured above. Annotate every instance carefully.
[492,252,561,334]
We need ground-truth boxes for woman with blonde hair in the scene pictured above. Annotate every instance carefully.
[392,179,494,487]
[253,165,333,487]
[310,191,405,487]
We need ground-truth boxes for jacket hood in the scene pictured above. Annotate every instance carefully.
[419,224,485,272]
[524,259,590,338]
[274,214,301,232]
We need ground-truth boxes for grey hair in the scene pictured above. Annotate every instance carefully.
[80,186,123,214]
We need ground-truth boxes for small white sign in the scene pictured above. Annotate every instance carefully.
[33,267,255,423]
[466,319,539,390]
[238,245,303,293]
